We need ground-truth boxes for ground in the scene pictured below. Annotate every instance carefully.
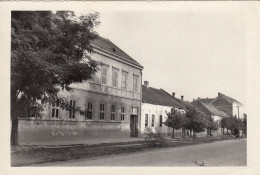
[35,139,246,166]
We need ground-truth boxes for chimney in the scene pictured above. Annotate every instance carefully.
[181,95,184,100]
[144,81,149,89]
[172,92,175,97]
[218,92,221,96]
[198,97,200,99]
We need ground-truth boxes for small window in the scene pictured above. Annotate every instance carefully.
[101,65,108,85]
[56,109,59,118]
[121,107,125,121]
[159,115,163,127]
[133,75,138,92]
[111,105,115,120]
[52,99,59,118]
[69,100,76,119]
[86,102,93,120]
[122,71,128,89]
[112,68,118,87]
[145,114,148,127]
[52,109,55,118]
[152,115,155,127]
[100,104,105,120]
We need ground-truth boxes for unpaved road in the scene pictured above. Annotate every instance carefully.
[34,139,246,166]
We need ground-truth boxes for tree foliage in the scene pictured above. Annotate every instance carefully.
[11,11,100,145]
[205,115,218,136]
[220,116,244,135]
[184,105,207,139]
[164,108,185,138]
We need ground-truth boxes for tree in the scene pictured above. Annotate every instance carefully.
[205,116,218,136]
[11,11,100,146]
[164,108,185,138]
[184,105,207,140]
[220,116,228,134]
[242,114,247,136]
[221,116,243,135]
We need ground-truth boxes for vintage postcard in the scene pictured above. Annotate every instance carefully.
[1,1,260,175]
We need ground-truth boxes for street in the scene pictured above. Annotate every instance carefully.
[34,139,246,166]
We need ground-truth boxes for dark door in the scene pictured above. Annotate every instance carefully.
[130,115,138,137]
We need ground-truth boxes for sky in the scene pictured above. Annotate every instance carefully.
[78,10,247,107]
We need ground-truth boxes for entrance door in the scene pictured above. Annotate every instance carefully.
[130,115,138,137]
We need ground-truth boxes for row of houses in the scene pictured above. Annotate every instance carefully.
[18,36,245,144]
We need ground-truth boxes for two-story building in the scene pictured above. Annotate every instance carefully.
[18,36,143,144]
[210,92,244,119]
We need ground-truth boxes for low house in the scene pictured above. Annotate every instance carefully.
[192,99,229,137]
[18,36,143,144]
[141,81,186,138]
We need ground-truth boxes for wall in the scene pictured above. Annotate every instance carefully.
[141,103,183,138]
[18,119,130,144]
[76,51,142,97]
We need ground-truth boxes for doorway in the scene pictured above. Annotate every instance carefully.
[130,115,138,137]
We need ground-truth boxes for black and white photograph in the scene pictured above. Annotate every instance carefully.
[1,1,260,174]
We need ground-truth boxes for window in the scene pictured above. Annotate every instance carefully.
[101,65,108,85]
[100,104,105,120]
[85,102,93,120]
[51,99,59,118]
[69,100,76,119]
[159,115,163,127]
[152,115,155,127]
[122,71,127,89]
[133,75,138,92]
[145,114,148,127]
[56,109,59,118]
[111,105,115,120]
[112,68,118,87]
[121,107,125,121]
[52,109,56,118]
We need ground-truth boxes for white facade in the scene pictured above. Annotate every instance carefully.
[141,103,184,137]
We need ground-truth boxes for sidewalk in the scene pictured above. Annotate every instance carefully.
[20,137,144,146]
[19,135,231,146]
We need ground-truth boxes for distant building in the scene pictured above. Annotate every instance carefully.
[141,81,186,138]
[192,99,229,137]
[18,36,143,144]
[210,93,244,119]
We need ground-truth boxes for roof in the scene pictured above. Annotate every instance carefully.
[92,36,142,67]
[197,98,214,104]
[142,85,186,109]
[193,100,229,117]
[211,93,243,105]
[176,98,191,108]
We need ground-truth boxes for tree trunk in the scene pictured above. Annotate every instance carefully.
[182,128,185,138]
[11,118,19,146]
[190,129,192,137]
[172,128,175,139]
[11,89,19,146]
[193,130,195,140]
